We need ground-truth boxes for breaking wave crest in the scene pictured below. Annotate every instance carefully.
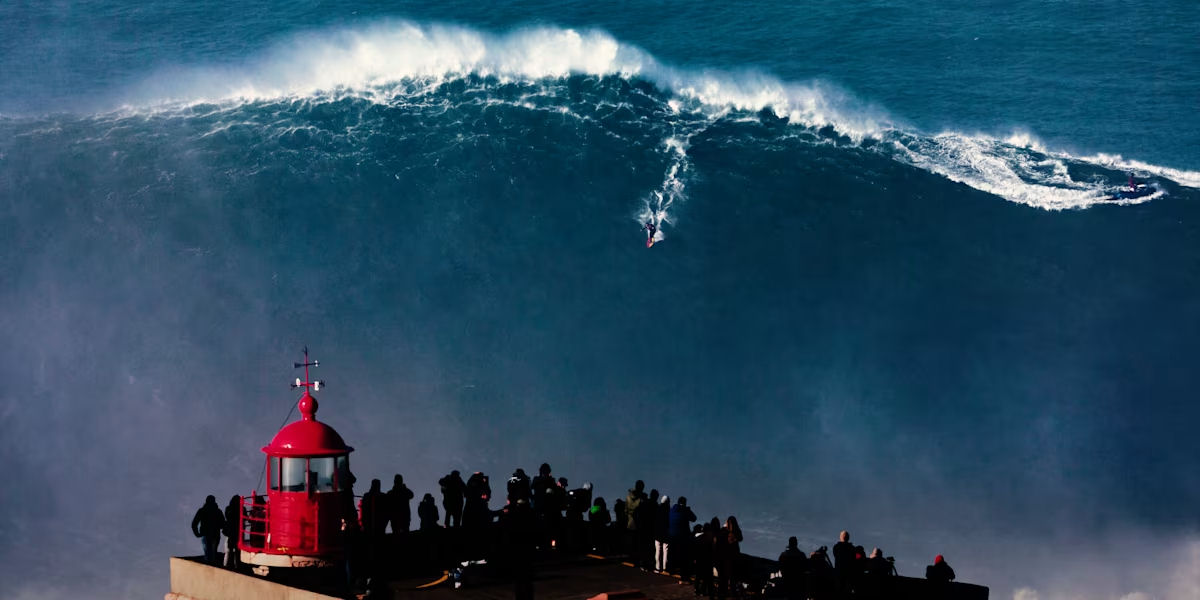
[100,20,1200,211]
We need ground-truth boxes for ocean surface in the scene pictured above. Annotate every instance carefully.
[1,2,1198,599]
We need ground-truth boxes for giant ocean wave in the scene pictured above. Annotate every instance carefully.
[7,20,1200,215]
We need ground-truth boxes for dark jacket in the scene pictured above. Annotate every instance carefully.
[222,498,241,540]
[832,541,855,571]
[779,546,809,580]
[867,555,893,576]
[625,490,646,530]
[654,501,672,542]
[531,474,556,512]
[439,473,466,505]
[694,528,714,567]
[387,483,414,523]
[418,497,440,530]
[926,561,955,582]
[192,499,225,541]
[668,504,697,539]
[567,487,592,520]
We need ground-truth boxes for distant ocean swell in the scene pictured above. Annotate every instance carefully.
[5,20,1198,218]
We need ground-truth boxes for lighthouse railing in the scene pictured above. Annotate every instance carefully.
[240,493,270,552]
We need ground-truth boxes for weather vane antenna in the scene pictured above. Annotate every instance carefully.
[291,345,327,393]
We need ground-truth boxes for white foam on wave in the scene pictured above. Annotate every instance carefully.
[1075,152,1200,189]
[131,20,1195,210]
[890,130,1184,210]
[137,20,889,141]
[638,135,691,241]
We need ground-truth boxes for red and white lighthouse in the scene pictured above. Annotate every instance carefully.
[240,350,355,574]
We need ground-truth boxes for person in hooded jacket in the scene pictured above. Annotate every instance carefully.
[386,474,414,534]
[653,495,671,572]
[223,495,242,569]
[191,495,226,565]
[418,493,440,531]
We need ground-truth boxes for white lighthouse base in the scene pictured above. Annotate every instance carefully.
[240,549,338,574]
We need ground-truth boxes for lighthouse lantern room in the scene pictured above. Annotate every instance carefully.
[240,350,354,574]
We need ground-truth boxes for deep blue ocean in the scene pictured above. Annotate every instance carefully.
[1,2,1198,599]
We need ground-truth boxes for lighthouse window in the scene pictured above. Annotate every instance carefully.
[335,455,351,491]
[310,457,336,493]
[269,458,280,490]
[280,457,308,492]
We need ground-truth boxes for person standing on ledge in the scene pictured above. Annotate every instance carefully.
[387,474,414,534]
[191,495,225,566]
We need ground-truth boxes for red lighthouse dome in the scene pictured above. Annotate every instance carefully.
[239,350,356,574]
[263,391,353,457]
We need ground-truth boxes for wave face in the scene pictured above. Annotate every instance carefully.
[79,21,1197,212]
[2,16,1200,600]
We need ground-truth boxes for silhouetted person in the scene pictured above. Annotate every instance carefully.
[654,495,671,572]
[925,555,955,582]
[439,470,466,527]
[360,479,387,537]
[832,530,855,596]
[613,499,627,534]
[223,495,242,569]
[544,476,568,547]
[809,546,834,600]
[625,481,647,561]
[695,521,716,598]
[418,493,440,531]
[668,497,697,576]
[640,488,659,568]
[531,463,556,514]
[716,516,742,599]
[778,537,808,600]
[560,478,589,551]
[508,468,531,502]
[386,474,414,534]
[857,547,894,599]
[191,495,225,565]
[502,498,537,600]
[866,548,893,577]
[554,477,570,515]
[567,482,592,521]
[588,496,611,552]
[464,471,492,529]
[341,515,362,591]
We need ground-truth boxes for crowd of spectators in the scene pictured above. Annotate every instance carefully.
[196,462,957,599]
